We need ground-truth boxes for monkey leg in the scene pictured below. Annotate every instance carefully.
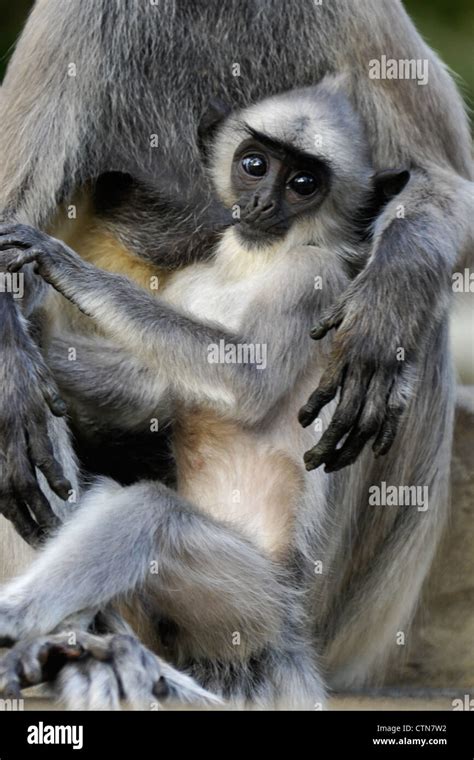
[0,478,287,644]
[0,477,324,707]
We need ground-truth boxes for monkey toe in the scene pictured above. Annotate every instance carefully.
[50,634,168,710]
[0,635,85,698]
[55,633,221,710]
[56,658,122,710]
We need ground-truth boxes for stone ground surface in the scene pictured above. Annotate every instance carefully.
[16,694,455,711]
[329,695,454,711]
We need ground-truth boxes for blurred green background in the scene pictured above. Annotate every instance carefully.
[0,0,473,102]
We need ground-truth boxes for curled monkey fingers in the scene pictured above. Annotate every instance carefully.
[0,223,81,286]
[0,397,66,544]
[300,297,415,471]
[0,632,110,698]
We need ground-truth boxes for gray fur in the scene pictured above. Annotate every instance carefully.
[0,476,324,708]
[0,78,464,707]
[0,630,220,709]
[0,0,470,228]
[0,0,472,707]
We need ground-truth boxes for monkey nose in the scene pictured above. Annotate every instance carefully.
[243,198,276,224]
[259,200,277,219]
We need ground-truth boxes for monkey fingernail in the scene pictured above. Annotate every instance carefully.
[49,397,67,417]
[373,444,391,458]
[298,406,315,427]
[6,260,21,273]
[310,324,328,340]
[303,451,325,470]
[50,479,71,501]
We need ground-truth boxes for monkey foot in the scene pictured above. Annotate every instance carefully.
[0,632,221,709]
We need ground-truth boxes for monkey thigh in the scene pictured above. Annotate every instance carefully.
[0,478,288,648]
[0,477,324,707]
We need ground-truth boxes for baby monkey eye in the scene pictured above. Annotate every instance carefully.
[288,172,317,196]
[241,153,267,177]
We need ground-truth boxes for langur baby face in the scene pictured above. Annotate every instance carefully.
[230,130,331,247]
[208,85,409,253]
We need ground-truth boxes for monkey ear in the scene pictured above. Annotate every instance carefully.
[356,168,411,241]
[373,168,410,201]
[198,99,232,158]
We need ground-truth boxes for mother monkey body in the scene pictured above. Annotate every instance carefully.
[0,0,472,697]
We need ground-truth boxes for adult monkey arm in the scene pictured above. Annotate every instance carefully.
[299,2,473,470]
[0,1,105,539]
[300,167,474,471]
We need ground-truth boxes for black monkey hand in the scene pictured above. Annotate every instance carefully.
[0,226,72,545]
[298,269,424,473]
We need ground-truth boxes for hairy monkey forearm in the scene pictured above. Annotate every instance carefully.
[47,334,171,430]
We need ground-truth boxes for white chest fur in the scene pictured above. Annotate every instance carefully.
[161,230,294,331]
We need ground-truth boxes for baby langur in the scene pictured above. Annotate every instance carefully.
[0,81,409,708]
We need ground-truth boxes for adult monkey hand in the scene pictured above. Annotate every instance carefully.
[299,203,453,473]
[0,288,70,546]
[299,284,416,473]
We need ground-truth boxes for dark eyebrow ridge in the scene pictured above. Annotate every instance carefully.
[244,124,330,172]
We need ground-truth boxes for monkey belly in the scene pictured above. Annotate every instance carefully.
[174,410,306,558]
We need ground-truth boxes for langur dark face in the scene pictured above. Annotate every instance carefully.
[231,129,331,246]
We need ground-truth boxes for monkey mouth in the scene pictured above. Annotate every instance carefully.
[236,221,287,247]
